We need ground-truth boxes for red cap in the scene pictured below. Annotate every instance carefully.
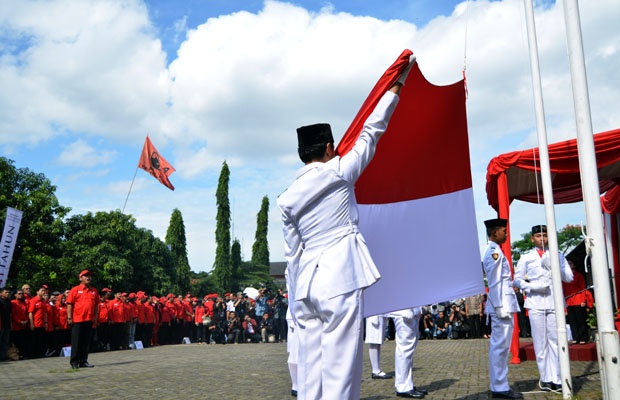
[128,293,136,299]
[121,292,127,296]
[79,269,92,278]
[101,288,111,293]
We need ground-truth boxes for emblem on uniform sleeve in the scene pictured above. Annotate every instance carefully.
[492,253,499,260]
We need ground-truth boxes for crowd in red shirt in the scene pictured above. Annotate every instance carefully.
[1,284,289,361]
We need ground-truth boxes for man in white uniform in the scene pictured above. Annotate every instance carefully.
[391,307,427,398]
[513,225,573,393]
[277,54,415,400]
[365,315,392,380]
[482,218,522,399]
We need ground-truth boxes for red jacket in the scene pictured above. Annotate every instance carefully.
[54,302,68,329]
[28,295,47,329]
[108,298,126,323]
[11,299,29,331]
[563,271,587,307]
[66,284,100,323]
[98,300,110,323]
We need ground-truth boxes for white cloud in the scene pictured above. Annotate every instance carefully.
[58,139,116,167]
[1,0,619,272]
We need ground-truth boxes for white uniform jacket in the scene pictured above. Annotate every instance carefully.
[277,91,399,304]
[514,248,573,310]
[482,241,519,313]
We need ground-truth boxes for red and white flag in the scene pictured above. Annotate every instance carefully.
[337,50,484,316]
[138,136,176,191]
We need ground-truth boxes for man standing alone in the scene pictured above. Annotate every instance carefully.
[66,269,100,369]
[482,219,522,399]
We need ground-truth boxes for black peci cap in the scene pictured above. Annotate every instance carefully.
[297,123,334,148]
[484,218,507,229]
[531,225,547,234]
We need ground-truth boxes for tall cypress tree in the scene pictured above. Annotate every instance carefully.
[251,195,270,272]
[231,238,242,291]
[165,208,191,294]
[213,161,232,290]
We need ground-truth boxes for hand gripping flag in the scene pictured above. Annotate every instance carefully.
[138,136,176,191]
[337,50,484,317]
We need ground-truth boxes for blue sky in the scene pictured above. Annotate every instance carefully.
[0,0,618,272]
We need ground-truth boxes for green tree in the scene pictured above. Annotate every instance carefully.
[0,157,70,288]
[212,161,232,290]
[251,195,270,272]
[166,208,191,294]
[61,210,177,294]
[230,238,243,291]
[511,224,584,264]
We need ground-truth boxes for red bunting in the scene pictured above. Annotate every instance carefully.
[138,136,176,191]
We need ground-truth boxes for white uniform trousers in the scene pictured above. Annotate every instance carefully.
[287,317,299,391]
[294,275,364,400]
[489,314,513,392]
[528,309,560,384]
[393,314,420,393]
[365,315,385,374]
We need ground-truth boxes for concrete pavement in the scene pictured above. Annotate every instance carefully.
[0,338,601,399]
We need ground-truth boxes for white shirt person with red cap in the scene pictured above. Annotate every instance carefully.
[66,269,99,369]
[277,54,415,400]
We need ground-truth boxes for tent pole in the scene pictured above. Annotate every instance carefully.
[562,1,620,398]
[523,1,572,397]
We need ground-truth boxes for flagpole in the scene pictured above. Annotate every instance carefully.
[562,1,620,398]
[122,166,140,214]
[523,1,572,397]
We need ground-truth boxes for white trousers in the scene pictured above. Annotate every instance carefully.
[528,309,560,384]
[294,279,364,400]
[393,315,420,393]
[489,314,513,392]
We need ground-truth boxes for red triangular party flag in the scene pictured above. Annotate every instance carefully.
[138,136,175,191]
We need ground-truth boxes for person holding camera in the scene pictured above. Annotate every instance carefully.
[227,312,243,344]
[422,311,435,339]
[273,289,288,342]
[449,303,468,339]
[243,314,261,343]
[254,288,269,318]
[259,311,274,343]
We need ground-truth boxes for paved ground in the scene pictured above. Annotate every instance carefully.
[0,338,602,399]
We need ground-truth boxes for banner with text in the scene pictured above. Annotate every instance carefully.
[0,207,23,287]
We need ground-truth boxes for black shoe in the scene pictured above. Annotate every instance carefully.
[491,390,523,399]
[414,387,429,395]
[79,361,94,368]
[290,389,297,397]
[396,390,424,398]
[70,363,79,370]
[540,381,557,392]
[371,371,393,379]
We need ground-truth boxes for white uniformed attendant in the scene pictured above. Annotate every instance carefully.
[482,218,522,400]
[513,225,573,393]
[277,55,416,400]
[365,315,391,380]
[389,307,427,399]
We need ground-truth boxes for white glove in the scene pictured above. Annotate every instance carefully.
[397,54,417,85]
[541,251,551,269]
[520,281,531,295]
[494,307,510,319]
[400,309,415,321]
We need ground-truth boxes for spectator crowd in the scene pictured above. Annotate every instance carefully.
[0,279,595,362]
[0,283,289,362]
